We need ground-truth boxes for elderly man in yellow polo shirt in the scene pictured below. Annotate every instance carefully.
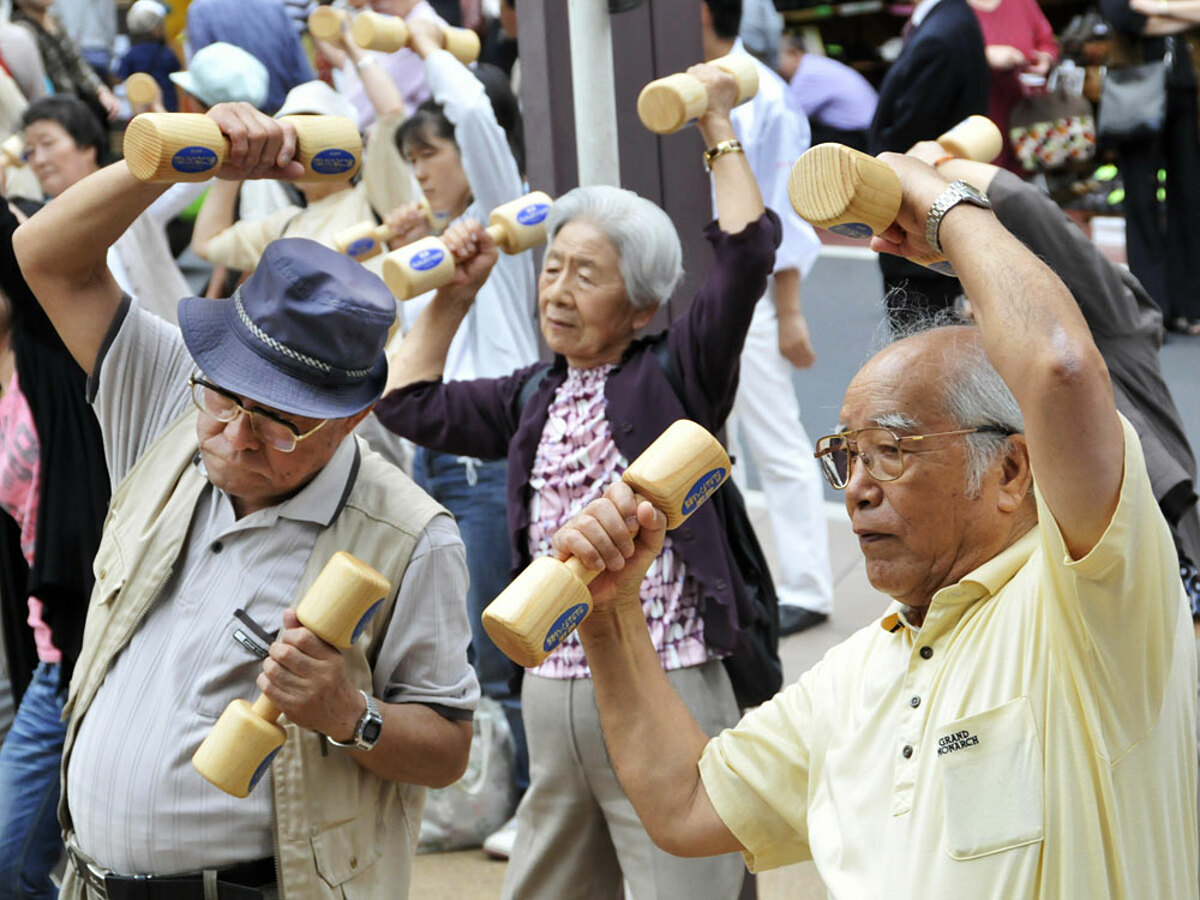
[551,152,1199,898]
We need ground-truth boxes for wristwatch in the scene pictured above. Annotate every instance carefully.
[925,180,991,255]
[327,690,383,751]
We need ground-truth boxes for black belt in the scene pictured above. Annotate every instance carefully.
[70,848,275,900]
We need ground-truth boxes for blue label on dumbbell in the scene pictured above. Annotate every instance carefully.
[311,148,357,175]
[543,602,590,653]
[681,467,727,518]
[351,598,384,644]
[171,145,218,174]
[829,222,873,239]
[410,247,445,271]
[516,202,550,226]
[346,237,377,258]
[248,747,281,793]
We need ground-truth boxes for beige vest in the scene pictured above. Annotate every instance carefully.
[59,410,444,899]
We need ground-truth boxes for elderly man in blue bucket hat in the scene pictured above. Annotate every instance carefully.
[13,102,479,900]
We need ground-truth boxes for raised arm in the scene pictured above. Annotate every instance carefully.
[690,63,765,234]
[558,481,744,857]
[870,153,1123,557]
[13,103,302,375]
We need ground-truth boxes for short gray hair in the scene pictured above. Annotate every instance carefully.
[889,317,1025,497]
[545,185,683,310]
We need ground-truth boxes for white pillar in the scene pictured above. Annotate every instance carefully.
[567,0,621,186]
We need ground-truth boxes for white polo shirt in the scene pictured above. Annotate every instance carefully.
[700,416,1198,898]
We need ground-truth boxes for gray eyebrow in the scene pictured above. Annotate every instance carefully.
[834,411,919,433]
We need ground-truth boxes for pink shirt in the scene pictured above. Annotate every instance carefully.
[0,372,59,662]
[526,365,711,679]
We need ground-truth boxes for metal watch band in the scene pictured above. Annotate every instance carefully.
[925,180,990,255]
[326,690,382,750]
[703,139,743,172]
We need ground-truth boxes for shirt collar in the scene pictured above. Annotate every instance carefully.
[910,0,948,31]
[879,526,1039,634]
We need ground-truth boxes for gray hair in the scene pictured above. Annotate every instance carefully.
[545,185,684,310]
[888,316,1025,497]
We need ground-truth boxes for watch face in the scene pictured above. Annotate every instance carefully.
[361,717,383,745]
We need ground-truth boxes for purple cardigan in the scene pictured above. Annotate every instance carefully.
[374,211,781,655]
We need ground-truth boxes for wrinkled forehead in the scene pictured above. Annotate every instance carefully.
[837,331,967,431]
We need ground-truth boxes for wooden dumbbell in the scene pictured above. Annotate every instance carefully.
[0,134,23,168]
[334,197,442,261]
[124,72,161,112]
[482,419,731,668]
[192,552,391,798]
[351,10,480,65]
[935,115,1003,164]
[307,5,347,41]
[123,113,362,182]
[381,190,552,299]
[636,53,759,134]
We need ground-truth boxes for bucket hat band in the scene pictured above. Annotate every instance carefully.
[233,290,374,380]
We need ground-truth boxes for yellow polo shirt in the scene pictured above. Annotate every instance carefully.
[700,416,1198,898]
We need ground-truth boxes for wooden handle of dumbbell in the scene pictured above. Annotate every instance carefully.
[191,552,390,797]
[124,113,361,182]
[935,115,1003,163]
[636,52,759,134]
[788,143,954,275]
[308,5,347,41]
[124,72,161,109]
[381,190,552,298]
[351,10,480,64]
[482,420,731,668]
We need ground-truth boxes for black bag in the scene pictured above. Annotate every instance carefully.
[1097,60,1167,144]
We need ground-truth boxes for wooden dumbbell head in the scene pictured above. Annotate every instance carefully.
[335,197,436,261]
[308,5,346,41]
[382,235,455,299]
[192,698,287,798]
[0,134,23,168]
[125,72,161,108]
[636,52,759,134]
[936,115,1003,163]
[483,556,595,668]
[352,10,479,64]
[481,419,731,668]
[191,552,391,797]
[486,191,553,253]
[787,143,902,238]
[295,550,391,648]
[442,27,481,65]
[125,113,362,182]
[622,420,731,529]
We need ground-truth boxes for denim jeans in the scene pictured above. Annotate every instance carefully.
[413,448,529,792]
[0,662,67,900]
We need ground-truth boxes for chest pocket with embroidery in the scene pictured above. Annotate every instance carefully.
[936,696,1045,860]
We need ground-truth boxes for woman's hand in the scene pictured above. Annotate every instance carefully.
[435,218,498,308]
[407,18,446,59]
[689,62,740,146]
[206,103,304,180]
[552,481,667,617]
[383,200,432,249]
[985,44,1028,71]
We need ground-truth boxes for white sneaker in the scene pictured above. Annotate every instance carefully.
[482,815,519,860]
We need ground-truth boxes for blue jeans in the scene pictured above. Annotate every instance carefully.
[413,449,529,792]
[0,662,66,900]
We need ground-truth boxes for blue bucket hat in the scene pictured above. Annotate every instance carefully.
[178,238,395,419]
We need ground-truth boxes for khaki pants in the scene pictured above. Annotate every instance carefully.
[501,660,746,900]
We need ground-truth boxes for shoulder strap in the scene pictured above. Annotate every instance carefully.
[517,365,552,416]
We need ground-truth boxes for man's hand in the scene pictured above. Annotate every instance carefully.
[258,609,363,741]
[206,103,305,181]
[383,200,432,250]
[867,152,954,262]
[553,480,667,616]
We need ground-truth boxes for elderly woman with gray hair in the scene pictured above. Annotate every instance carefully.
[375,65,777,900]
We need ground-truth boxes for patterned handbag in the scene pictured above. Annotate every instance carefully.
[1009,67,1096,173]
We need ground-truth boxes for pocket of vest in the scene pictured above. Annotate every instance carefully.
[311,816,382,887]
[936,696,1045,860]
